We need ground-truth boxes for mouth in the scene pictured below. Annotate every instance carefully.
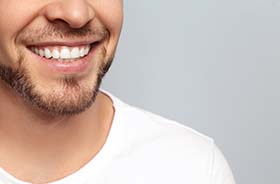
[30,44,92,61]
[26,41,101,74]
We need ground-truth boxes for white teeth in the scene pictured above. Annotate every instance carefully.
[39,49,45,57]
[60,47,71,59]
[70,47,80,59]
[52,49,60,59]
[85,46,90,55]
[35,48,39,55]
[31,45,91,61]
[79,48,85,57]
[44,48,52,59]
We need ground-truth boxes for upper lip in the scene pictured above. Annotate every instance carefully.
[25,39,102,47]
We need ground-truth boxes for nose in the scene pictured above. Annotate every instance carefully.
[42,0,95,29]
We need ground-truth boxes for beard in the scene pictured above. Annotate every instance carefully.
[0,59,112,117]
[0,23,113,117]
[0,55,113,117]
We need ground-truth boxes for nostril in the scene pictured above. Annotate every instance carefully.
[48,17,89,30]
[45,18,90,33]
[50,19,70,28]
[42,1,95,29]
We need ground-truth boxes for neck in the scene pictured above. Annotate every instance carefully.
[0,83,114,183]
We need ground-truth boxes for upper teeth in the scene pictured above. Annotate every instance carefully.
[31,45,91,61]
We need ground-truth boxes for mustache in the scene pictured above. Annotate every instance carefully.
[16,22,109,44]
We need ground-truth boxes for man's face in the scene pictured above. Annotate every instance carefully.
[0,0,123,116]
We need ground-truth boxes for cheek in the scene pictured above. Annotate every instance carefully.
[92,1,123,57]
[0,0,39,38]
[93,0,123,37]
[0,1,39,65]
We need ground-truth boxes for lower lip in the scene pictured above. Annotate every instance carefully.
[29,43,99,74]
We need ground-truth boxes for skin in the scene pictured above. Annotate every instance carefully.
[0,0,123,183]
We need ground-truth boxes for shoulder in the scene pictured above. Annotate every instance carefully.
[102,90,235,183]
[121,104,235,183]
[118,100,214,153]
[117,100,214,167]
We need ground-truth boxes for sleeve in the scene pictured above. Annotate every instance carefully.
[209,143,236,184]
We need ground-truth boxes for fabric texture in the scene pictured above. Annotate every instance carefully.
[0,89,235,184]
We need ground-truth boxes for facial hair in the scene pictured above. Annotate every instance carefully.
[0,23,113,117]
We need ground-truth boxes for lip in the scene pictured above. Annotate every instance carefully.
[27,41,100,74]
[24,36,103,47]
[28,40,98,47]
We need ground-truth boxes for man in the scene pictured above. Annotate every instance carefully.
[0,0,235,183]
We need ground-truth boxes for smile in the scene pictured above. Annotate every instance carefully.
[26,41,102,74]
[30,44,91,62]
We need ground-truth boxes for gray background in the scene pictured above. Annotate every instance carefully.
[102,0,280,183]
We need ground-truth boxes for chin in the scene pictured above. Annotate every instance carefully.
[0,52,113,117]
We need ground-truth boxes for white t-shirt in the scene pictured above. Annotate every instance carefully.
[0,90,235,184]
